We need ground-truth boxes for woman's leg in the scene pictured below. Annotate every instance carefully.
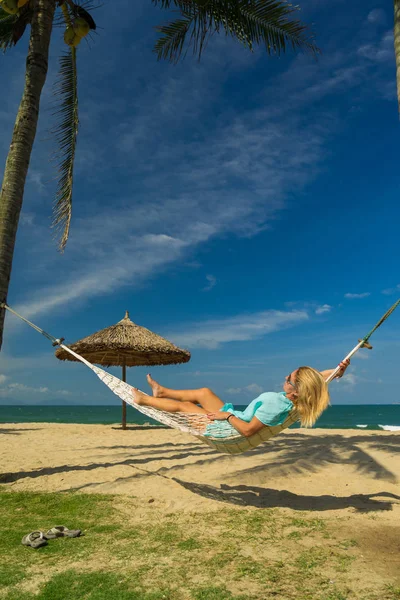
[147,374,225,412]
[132,388,208,414]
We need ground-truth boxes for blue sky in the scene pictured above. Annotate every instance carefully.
[1,0,400,407]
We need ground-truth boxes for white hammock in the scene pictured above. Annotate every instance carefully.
[65,344,300,455]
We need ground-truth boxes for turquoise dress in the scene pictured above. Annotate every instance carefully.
[204,392,294,438]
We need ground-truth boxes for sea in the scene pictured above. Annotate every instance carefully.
[0,404,399,431]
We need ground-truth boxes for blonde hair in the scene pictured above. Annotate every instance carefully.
[293,366,330,427]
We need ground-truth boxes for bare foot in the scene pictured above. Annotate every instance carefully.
[146,374,163,397]
[132,387,147,406]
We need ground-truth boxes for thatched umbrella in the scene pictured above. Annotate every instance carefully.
[55,311,191,429]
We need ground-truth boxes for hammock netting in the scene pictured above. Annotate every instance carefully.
[84,351,300,454]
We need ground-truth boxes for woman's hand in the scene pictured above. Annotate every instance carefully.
[337,358,350,378]
[207,411,231,421]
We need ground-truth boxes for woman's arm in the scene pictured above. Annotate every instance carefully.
[320,369,338,379]
[226,414,265,437]
[320,359,350,381]
[207,411,265,437]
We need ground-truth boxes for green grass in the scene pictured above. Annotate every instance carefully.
[191,587,248,600]
[384,584,400,599]
[290,517,327,531]
[337,539,358,550]
[295,547,329,571]
[0,567,25,588]
[0,492,397,600]
[2,571,175,600]
[177,537,202,550]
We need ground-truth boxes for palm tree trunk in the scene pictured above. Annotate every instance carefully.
[0,0,56,351]
[395,0,400,113]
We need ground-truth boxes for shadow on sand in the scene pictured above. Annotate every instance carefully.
[1,432,399,511]
[171,478,400,512]
[0,427,43,435]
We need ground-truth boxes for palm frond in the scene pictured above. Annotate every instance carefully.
[153,0,319,62]
[232,0,318,55]
[0,7,18,51]
[51,50,79,252]
[154,15,192,62]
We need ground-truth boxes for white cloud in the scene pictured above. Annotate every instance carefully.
[28,170,46,192]
[226,383,264,396]
[203,274,217,292]
[12,233,188,321]
[264,53,366,115]
[367,8,386,25]
[226,387,242,395]
[382,284,400,295]
[245,383,264,395]
[166,309,309,349]
[352,352,369,360]
[301,65,365,102]
[0,382,49,397]
[0,380,74,398]
[380,79,397,101]
[9,383,48,393]
[0,375,7,384]
[286,301,332,316]
[344,292,370,299]
[315,304,332,315]
[341,373,358,386]
[20,213,35,226]
[357,30,394,63]
[260,31,394,110]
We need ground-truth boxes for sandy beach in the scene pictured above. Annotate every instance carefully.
[1,424,399,589]
[1,424,399,511]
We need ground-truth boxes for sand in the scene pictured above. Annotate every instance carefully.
[1,424,399,586]
[1,424,399,512]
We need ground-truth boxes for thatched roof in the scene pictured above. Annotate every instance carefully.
[55,311,191,367]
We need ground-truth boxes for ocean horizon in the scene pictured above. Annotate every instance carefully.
[0,404,399,432]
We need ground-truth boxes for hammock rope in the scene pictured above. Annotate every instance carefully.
[1,300,399,455]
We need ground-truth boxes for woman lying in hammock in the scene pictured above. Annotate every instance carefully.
[132,360,350,437]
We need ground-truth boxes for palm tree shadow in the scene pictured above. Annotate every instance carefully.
[172,478,400,512]
[0,447,216,484]
[1,432,399,496]
[225,433,400,483]
[0,428,43,435]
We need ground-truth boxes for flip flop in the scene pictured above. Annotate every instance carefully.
[21,531,48,549]
[44,525,81,539]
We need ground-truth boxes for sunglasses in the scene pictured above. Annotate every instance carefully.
[286,374,297,391]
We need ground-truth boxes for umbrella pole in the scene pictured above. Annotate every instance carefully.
[122,361,127,430]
